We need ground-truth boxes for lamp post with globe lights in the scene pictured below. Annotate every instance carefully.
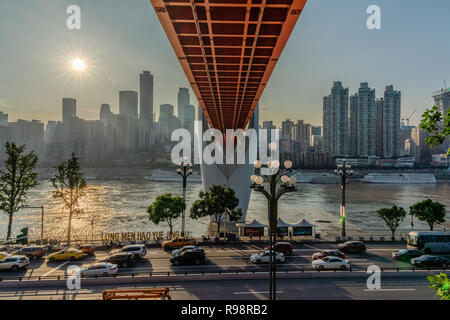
[250,158,297,301]
[177,160,193,237]
[334,160,353,238]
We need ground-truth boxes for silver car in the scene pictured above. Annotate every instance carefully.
[78,263,118,277]
[0,255,29,272]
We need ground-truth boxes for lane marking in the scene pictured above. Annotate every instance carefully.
[363,288,416,292]
[41,261,71,277]
[233,291,283,295]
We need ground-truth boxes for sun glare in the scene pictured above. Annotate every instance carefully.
[72,58,86,71]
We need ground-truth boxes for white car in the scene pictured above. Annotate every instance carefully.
[312,256,350,270]
[250,250,285,264]
[113,244,147,259]
[78,263,118,277]
[0,255,29,272]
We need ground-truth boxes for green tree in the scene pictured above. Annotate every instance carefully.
[0,143,39,240]
[428,273,450,300]
[50,153,87,245]
[147,193,185,237]
[376,205,407,238]
[420,106,450,155]
[409,199,446,231]
[190,185,242,236]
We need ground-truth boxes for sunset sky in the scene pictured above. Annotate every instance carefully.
[0,0,449,127]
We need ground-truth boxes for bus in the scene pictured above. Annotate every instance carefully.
[407,231,450,254]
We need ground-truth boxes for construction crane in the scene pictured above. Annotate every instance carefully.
[401,108,418,127]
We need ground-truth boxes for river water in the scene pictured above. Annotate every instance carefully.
[1,179,449,241]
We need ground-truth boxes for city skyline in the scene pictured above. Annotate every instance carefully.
[1,0,449,126]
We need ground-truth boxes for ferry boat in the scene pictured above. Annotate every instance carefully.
[150,169,202,183]
[363,173,436,184]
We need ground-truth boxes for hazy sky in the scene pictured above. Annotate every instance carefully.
[0,0,449,127]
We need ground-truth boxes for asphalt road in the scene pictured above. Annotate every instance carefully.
[0,276,439,300]
[0,242,447,279]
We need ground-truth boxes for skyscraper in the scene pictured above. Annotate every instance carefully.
[140,71,154,147]
[281,119,294,140]
[177,87,190,125]
[432,87,450,152]
[119,91,138,149]
[349,83,376,157]
[62,98,76,123]
[323,81,349,156]
[382,85,401,158]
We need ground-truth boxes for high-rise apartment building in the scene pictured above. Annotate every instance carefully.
[382,85,401,158]
[292,120,311,147]
[432,87,450,152]
[62,98,76,123]
[323,81,349,156]
[349,83,376,157]
[281,119,294,140]
[0,111,8,126]
[375,98,384,157]
[119,91,138,119]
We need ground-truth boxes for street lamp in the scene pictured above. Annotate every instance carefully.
[177,159,193,237]
[334,160,353,238]
[250,158,297,301]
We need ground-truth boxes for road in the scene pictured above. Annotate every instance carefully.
[0,276,439,300]
[1,242,439,280]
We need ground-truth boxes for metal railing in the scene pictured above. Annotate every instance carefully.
[0,266,447,283]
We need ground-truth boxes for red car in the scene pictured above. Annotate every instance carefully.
[312,250,346,260]
[338,241,366,253]
[264,242,294,256]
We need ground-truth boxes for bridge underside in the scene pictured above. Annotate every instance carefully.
[150,0,308,132]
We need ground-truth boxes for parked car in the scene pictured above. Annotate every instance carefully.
[0,252,9,260]
[250,250,285,264]
[411,255,449,269]
[162,237,196,250]
[79,245,95,256]
[112,244,147,259]
[47,248,84,261]
[171,245,199,256]
[0,255,29,272]
[338,241,366,253]
[264,242,294,256]
[78,263,118,277]
[17,246,46,260]
[101,253,134,268]
[42,245,63,254]
[392,249,422,262]
[312,250,346,260]
[312,256,350,270]
[170,248,207,266]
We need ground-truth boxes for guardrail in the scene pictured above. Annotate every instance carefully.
[0,266,448,283]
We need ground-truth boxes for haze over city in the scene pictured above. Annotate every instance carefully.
[1,0,449,126]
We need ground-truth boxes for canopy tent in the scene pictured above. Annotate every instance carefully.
[291,219,317,228]
[237,219,268,228]
[276,218,293,228]
[291,219,316,236]
[237,219,268,237]
[276,218,292,236]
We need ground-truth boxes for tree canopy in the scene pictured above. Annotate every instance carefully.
[190,185,242,235]
[420,106,450,155]
[148,193,185,237]
[410,199,446,231]
[0,142,39,239]
[376,205,407,238]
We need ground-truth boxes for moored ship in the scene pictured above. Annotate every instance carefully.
[363,173,436,184]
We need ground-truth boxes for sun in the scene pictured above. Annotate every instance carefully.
[72,58,86,71]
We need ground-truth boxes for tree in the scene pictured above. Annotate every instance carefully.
[420,106,450,155]
[190,185,242,236]
[410,199,446,231]
[428,273,450,300]
[0,143,39,240]
[376,205,407,238]
[147,193,185,237]
[50,153,87,245]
